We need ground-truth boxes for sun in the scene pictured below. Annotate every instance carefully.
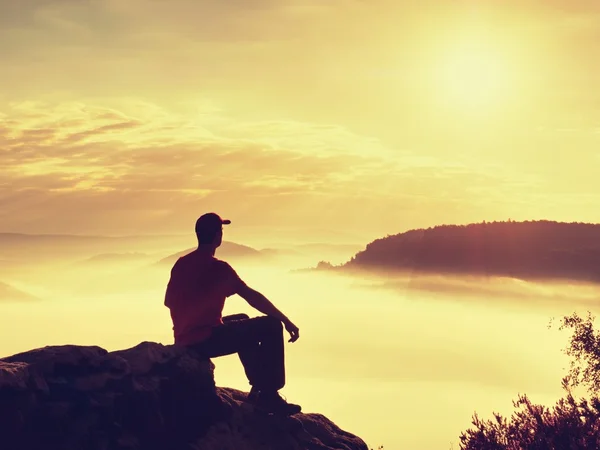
[435,39,514,112]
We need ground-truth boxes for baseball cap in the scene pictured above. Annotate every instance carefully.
[195,212,231,235]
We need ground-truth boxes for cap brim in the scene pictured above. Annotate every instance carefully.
[222,219,231,225]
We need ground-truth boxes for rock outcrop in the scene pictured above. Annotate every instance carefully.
[0,342,367,450]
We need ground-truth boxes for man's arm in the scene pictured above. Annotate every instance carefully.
[236,283,300,342]
[237,284,288,321]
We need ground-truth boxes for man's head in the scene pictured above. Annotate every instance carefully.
[195,213,231,247]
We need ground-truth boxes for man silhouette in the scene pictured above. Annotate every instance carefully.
[164,212,301,415]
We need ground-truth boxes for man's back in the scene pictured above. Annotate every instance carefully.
[163,212,302,415]
[165,250,239,345]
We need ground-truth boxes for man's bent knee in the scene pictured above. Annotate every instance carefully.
[222,313,249,323]
[260,315,283,332]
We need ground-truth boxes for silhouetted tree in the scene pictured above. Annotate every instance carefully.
[555,312,600,394]
[459,312,600,449]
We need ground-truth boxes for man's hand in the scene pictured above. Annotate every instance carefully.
[284,319,300,343]
[236,283,300,342]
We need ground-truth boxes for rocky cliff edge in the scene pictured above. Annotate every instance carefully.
[0,342,368,450]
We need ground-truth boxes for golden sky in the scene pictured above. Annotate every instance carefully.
[2,0,599,243]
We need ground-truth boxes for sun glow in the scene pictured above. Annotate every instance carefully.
[434,38,516,112]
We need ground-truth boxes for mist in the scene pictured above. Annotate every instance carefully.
[1,239,597,450]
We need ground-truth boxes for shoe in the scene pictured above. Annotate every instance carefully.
[253,391,302,416]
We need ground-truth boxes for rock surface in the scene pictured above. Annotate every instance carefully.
[0,342,368,450]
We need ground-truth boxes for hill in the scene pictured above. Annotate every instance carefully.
[157,242,265,266]
[0,281,38,301]
[335,220,600,283]
[77,252,152,266]
[0,233,190,261]
[259,242,362,267]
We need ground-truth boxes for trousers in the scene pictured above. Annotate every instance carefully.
[189,314,286,392]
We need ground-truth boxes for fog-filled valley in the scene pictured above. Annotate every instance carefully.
[1,233,598,449]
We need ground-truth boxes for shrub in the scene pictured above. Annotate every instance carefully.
[459,312,600,450]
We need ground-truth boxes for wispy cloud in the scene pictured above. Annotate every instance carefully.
[2,0,600,236]
[0,101,516,235]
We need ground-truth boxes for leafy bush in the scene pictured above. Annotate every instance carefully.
[459,312,600,450]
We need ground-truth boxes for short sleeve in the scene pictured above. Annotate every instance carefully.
[220,261,246,297]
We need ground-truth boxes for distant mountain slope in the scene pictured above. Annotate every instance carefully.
[79,253,151,265]
[291,243,362,253]
[0,233,190,260]
[260,243,362,266]
[157,242,264,266]
[0,282,37,301]
[338,220,600,283]
[0,233,173,247]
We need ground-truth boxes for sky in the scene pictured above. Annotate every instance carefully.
[2,0,600,245]
[2,4,600,445]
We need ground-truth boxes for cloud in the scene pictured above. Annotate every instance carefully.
[0,0,341,55]
[0,100,515,235]
[60,119,142,144]
[2,0,600,150]
[3,98,599,240]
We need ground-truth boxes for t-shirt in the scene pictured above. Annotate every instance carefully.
[164,250,244,345]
